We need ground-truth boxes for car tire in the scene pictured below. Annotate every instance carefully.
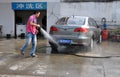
[97,34,102,44]
[49,41,58,53]
[87,38,94,51]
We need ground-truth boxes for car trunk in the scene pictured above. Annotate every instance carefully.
[50,25,84,36]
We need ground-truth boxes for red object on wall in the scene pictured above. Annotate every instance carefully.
[102,30,108,40]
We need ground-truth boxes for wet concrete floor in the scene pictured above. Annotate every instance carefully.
[0,38,120,77]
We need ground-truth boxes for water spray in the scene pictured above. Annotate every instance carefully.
[40,27,67,52]
[40,27,59,46]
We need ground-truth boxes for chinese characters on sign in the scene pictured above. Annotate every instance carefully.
[12,2,47,10]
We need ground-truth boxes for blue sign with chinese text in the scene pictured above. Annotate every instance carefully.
[12,2,47,10]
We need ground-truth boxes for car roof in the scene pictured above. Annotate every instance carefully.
[61,16,89,19]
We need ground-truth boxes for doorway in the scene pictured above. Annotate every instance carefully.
[14,10,47,38]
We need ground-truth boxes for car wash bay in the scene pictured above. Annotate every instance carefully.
[12,2,47,38]
[0,1,120,77]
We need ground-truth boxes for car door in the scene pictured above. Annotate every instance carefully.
[88,18,99,39]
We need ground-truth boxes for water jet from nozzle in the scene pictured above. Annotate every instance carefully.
[40,28,59,46]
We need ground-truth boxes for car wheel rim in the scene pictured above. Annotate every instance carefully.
[90,38,94,49]
[99,35,102,43]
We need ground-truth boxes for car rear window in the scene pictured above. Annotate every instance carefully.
[56,17,68,25]
[56,16,85,25]
[67,17,85,25]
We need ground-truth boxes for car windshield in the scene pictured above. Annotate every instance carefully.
[56,16,85,25]
[67,16,85,25]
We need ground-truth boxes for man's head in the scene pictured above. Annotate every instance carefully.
[33,11,40,18]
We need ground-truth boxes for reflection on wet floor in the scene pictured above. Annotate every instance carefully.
[73,41,120,58]
[0,38,120,57]
[44,40,120,58]
[0,38,120,77]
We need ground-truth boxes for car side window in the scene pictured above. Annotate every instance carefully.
[88,18,93,26]
[91,19,97,27]
[88,18,97,28]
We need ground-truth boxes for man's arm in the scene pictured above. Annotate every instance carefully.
[30,21,40,27]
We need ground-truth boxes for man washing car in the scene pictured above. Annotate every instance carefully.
[20,11,41,57]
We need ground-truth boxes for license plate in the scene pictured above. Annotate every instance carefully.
[59,39,71,44]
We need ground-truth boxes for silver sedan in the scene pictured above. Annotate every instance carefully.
[49,16,102,53]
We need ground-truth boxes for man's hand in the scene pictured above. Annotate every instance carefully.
[37,24,40,27]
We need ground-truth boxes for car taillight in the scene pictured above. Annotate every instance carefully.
[74,28,88,33]
[50,26,58,32]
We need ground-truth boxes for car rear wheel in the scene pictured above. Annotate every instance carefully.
[90,38,94,49]
[87,38,94,50]
[49,41,58,53]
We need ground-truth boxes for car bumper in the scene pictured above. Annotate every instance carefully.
[52,35,91,46]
